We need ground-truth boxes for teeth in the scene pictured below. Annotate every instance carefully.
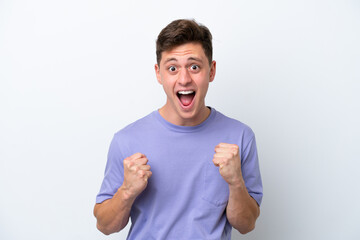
[178,90,194,95]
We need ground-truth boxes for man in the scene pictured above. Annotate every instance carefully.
[94,19,263,239]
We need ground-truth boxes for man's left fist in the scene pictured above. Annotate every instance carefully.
[213,143,243,186]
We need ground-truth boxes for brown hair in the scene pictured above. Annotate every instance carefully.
[156,19,213,66]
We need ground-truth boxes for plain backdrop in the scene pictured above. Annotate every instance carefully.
[1,0,359,239]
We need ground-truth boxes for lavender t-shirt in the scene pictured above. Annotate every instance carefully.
[96,108,263,240]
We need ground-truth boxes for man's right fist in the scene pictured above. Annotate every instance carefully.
[122,153,152,199]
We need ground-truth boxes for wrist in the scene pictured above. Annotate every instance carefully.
[228,177,246,190]
[118,185,137,202]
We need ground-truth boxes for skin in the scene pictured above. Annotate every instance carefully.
[213,143,260,234]
[94,42,259,235]
[93,153,152,235]
[155,42,216,126]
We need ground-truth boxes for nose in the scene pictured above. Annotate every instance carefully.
[178,68,192,86]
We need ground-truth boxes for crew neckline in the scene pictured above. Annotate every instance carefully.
[153,107,217,133]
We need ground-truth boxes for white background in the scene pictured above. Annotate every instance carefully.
[1,0,359,239]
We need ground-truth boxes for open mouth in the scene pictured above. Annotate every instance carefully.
[177,90,196,107]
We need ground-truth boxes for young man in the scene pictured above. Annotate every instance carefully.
[94,19,263,239]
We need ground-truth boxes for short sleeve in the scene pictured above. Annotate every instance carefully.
[96,135,125,204]
[241,135,263,206]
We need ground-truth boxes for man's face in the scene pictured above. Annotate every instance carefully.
[155,42,216,126]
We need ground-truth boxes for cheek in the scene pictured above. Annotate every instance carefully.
[196,77,210,91]
[161,80,175,95]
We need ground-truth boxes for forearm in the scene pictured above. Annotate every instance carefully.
[94,186,135,235]
[226,179,260,234]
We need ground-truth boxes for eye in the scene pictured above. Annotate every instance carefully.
[168,66,177,72]
[190,65,199,71]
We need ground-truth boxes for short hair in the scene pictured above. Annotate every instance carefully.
[156,19,213,66]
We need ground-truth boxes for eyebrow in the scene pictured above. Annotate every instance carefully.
[163,58,178,64]
[188,57,203,63]
[163,57,203,64]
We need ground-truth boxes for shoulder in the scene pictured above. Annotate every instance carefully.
[113,111,157,139]
[213,109,255,139]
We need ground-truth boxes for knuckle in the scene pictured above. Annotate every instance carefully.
[123,159,133,169]
[233,145,239,152]
[134,152,142,159]
[138,170,145,177]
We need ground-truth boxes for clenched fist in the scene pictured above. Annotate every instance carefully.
[122,153,152,199]
[213,143,243,186]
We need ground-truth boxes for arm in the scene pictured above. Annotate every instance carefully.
[93,186,135,235]
[226,178,260,234]
[94,153,152,235]
[213,143,260,234]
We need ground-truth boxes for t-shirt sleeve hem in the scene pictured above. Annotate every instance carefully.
[96,195,113,204]
[249,192,263,207]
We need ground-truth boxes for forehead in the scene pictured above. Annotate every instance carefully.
[161,42,207,64]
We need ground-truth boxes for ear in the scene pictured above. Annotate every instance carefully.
[155,64,162,85]
[209,60,216,82]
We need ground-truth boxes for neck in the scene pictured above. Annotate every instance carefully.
[158,105,211,126]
